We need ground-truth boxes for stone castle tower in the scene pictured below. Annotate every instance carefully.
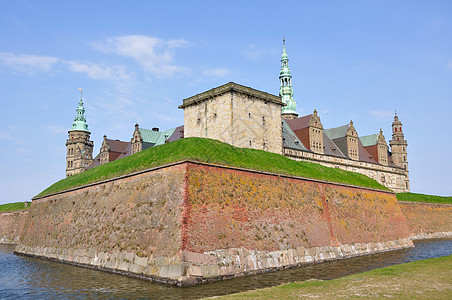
[280,39,298,120]
[389,114,408,170]
[65,91,93,177]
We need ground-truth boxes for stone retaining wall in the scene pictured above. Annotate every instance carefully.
[15,161,414,285]
[0,210,28,244]
[399,201,452,239]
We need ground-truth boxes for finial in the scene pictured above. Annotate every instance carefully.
[395,109,397,116]
[79,88,83,101]
[283,34,285,46]
[380,128,383,134]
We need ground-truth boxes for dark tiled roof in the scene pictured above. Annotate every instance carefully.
[117,143,131,160]
[324,125,349,140]
[282,119,309,151]
[286,114,312,131]
[87,153,101,169]
[106,139,129,154]
[358,139,378,164]
[166,125,184,143]
[323,134,347,158]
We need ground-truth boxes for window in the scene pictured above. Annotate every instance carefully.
[248,112,251,118]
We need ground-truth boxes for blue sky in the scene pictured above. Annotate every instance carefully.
[0,1,451,204]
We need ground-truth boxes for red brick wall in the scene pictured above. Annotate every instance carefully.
[183,163,410,253]
[399,202,452,235]
[0,210,28,244]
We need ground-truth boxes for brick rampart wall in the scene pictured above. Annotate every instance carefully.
[15,164,187,285]
[0,210,28,244]
[399,201,452,239]
[14,161,414,285]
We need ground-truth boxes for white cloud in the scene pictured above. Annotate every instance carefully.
[370,110,393,119]
[202,68,230,77]
[66,61,131,80]
[92,35,190,76]
[0,52,59,73]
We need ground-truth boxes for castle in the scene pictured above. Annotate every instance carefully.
[66,42,409,193]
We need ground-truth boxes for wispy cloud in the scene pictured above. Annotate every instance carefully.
[370,110,393,119]
[0,52,59,73]
[242,45,278,60]
[202,68,230,77]
[92,35,190,76]
[67,61,131,80]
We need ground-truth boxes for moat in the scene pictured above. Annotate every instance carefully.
[0,238,451,299]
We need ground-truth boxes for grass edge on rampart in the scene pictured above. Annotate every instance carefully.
[35,137,389,198]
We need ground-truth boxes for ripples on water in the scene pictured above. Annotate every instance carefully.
[0,239,451,299]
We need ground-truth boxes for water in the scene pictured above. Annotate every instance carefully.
[0,239,451,299]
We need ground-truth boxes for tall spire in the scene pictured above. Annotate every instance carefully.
[279,38,298,119]
[70,88,90,132]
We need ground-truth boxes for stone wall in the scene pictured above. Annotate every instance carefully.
[15,161,413,286]
[15,164,187,285]
[181,163,412,283]
[399,201,452,239]
[182,83,283,154]
[284,148,409,193]
[0,210,28,244]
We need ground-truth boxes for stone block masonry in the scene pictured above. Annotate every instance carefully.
[15,161,413,286]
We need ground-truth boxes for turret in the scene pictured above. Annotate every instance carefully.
[389,114,408,170]
[65,89,94,177]
[279,38,298,120]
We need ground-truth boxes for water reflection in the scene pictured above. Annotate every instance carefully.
[0,238,451,299]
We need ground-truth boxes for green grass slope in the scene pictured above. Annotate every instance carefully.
[211,254,452,299]
[36,137,388,198]
[397,192,452,204]
[0,202,29,213]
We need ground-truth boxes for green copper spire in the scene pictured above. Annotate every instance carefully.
[279,38,297,116]
[70,89,90,132]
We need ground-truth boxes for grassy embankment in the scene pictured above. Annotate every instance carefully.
[211,254,452,299]
[0,202,29,213]
[397,192,452,204]
[36,137,388,198]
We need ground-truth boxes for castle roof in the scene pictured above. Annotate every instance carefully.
[166,125,184,143]
[139,127,176,146]
[360,134,378,147]
[282,119,309,151]
[358,139,378,163]
[323,134,347,158]
[324,125,349,140]
[179,82,283,109]
[285,114,312,130]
